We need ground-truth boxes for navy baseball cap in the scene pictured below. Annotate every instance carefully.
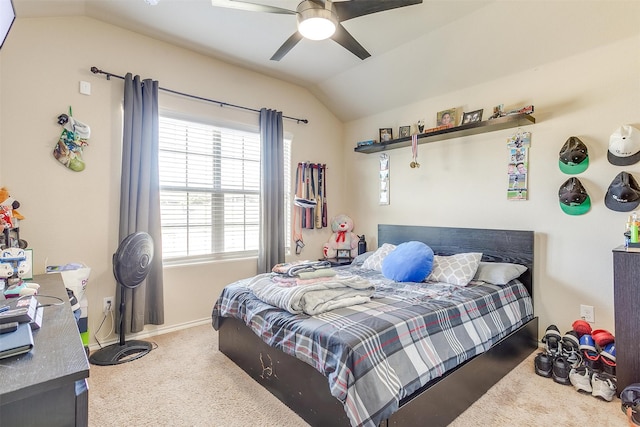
[559,177,591,215]
[559,136,589,174]
[604,172,640,212]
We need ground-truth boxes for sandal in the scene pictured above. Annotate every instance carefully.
[600,343,616,376]
[542,324,562,356]
[579,334,602,372]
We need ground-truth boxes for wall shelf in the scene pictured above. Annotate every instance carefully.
[354,113,535,154]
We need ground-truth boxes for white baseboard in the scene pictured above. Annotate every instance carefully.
[88,317,211,351]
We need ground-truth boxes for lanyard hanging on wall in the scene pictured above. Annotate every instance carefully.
[410,134,420,168]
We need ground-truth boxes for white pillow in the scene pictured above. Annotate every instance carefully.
[361,243,396,272]
[427,252,482,286]
[473,262,527,285]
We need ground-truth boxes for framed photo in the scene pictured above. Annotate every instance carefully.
[337,249,351,260]
[462,109,483,124]
[436,108,459,127]
[399,126,411,138]
[379,128,393,142]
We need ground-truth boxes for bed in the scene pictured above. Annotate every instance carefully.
[212,224,538,427]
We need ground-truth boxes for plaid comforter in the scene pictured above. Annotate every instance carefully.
[212,266,533,427]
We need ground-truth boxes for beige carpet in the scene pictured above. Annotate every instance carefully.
[88,324,627,426]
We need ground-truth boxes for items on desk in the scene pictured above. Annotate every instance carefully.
[0,296,38,325]
[0,322,34,360]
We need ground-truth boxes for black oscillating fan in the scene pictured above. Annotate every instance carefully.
[89,231,154,366]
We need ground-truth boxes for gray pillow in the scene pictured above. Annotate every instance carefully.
[427,252,482,286]
[361,243,396,271]
[473,262,527,285]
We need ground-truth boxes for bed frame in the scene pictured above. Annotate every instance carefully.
[217,224,538,427]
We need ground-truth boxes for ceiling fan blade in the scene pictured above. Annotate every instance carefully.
[331,23,370,60]
[211,0,295,15]
[270,32,304,61]
[333,0,422,22]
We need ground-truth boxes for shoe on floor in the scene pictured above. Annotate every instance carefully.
[600,343,616,376]
[572,319,592,337]
[552,356,572,385]
[534,352,553,378]
[542,324,562,356]
[569,366,592,393]
[592,372,617,401]
[579,334,602,372]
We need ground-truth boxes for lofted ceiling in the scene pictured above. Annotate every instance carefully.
[12,0,640,122]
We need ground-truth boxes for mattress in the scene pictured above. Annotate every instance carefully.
[212,264,533,427]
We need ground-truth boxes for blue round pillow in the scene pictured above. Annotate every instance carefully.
[381,241,434,282]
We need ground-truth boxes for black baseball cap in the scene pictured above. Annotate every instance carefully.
[604,172,640,212]
[559,177,591,215]
[559,137,589,174]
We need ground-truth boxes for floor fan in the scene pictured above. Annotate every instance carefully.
[89,231,154,366]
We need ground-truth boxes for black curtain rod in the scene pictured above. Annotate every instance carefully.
[90,67,309,124]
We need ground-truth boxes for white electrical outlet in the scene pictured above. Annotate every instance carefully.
[580,304,595,323]
[103,297,114,314]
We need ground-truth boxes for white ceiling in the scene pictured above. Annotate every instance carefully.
[13,0,640,122]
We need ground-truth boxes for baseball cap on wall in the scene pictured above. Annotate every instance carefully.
[559,177,591,216]
[608,125,640,166]
[559,136,589,174]
[604,171,640,212]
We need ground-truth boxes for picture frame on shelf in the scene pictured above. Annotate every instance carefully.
[437,108,460,127]
[337,249,351,260]
[399,126,411,138]
[379,128,393,142]
[462,109,483,124]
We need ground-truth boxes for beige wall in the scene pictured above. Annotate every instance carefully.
[0,16,345,344]
[344,34,640,335]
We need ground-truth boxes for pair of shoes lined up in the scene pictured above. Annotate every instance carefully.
[569,366,618,401]
[534,324,583,385]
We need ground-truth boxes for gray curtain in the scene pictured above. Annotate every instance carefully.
[257,108,285,273]
[118,73,164,333]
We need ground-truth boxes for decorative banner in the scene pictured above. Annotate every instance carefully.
[506,131,531,201]
[379,154,390,205]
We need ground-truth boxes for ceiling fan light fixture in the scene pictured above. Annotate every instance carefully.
[297,1,337,41]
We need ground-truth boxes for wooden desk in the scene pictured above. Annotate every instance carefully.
[0,274,89,426]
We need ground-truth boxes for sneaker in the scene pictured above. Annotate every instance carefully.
[542,324,562,356]
[552,356,572,385]
[569,366,593,393]
[592,372,617,401]
[534,352,553,378]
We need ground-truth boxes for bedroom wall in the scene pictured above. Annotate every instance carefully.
[0,16,344,345]
[343,34,640,336]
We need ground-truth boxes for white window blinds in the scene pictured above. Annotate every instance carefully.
[158,115,290,262]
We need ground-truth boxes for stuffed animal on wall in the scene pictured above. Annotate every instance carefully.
[0,187,24,226]
[323,214,358,259]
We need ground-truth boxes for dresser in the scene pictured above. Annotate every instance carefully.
[612,246,640,395]
[0,274,90,426]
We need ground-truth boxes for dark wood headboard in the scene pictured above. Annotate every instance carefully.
[378,224,534,298]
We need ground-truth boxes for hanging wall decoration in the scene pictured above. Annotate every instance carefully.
[506,130,531,201]
[53,106,91,172]
[379,154,390,205]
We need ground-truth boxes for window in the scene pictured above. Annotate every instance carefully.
[158,115,291,263]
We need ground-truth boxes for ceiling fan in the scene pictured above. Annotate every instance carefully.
[211,0,423,61]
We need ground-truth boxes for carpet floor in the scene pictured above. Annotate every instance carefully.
[88,324,628,426]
